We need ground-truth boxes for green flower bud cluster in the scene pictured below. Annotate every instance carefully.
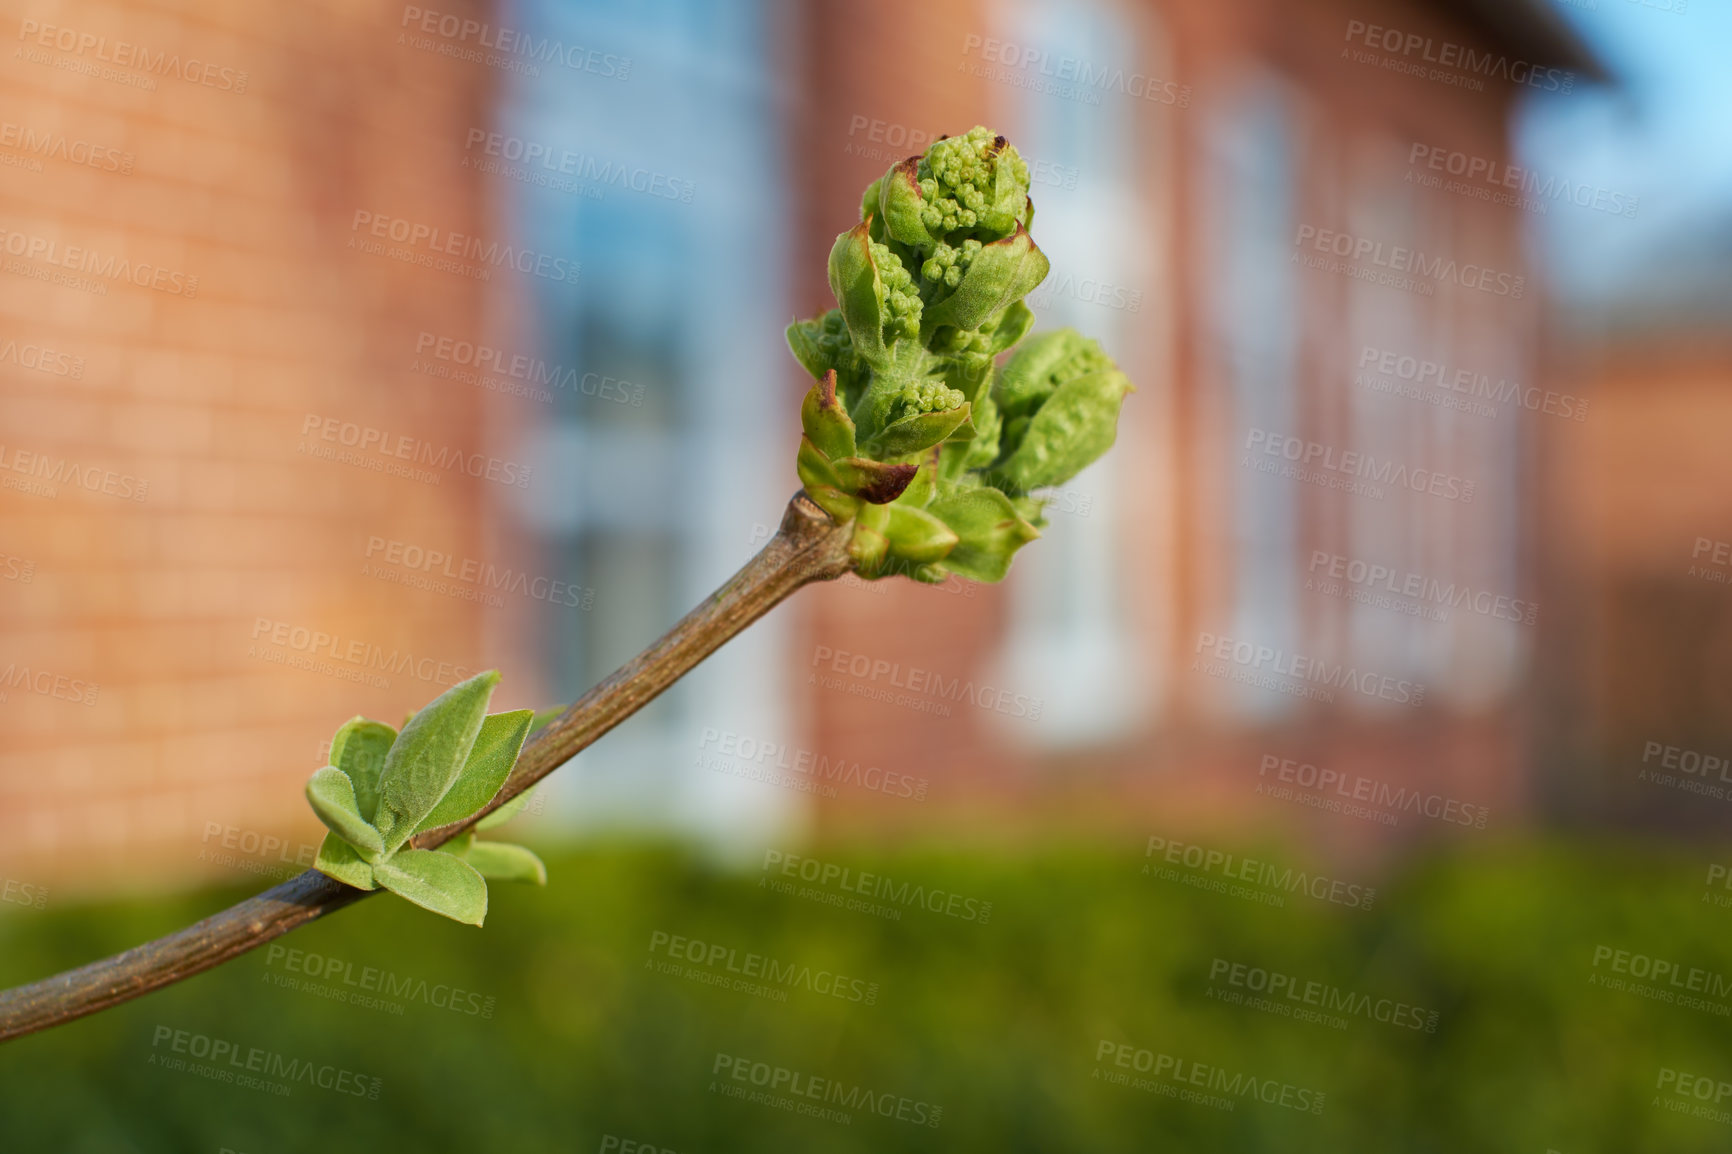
[916,126,1031,238]
[888,379,966,425]
[790,126,1134,585]
[922,238,982,288]
[872,239,923,339]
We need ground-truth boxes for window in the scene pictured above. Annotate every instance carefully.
[494,0,798,845]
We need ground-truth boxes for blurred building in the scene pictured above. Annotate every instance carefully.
[1532,230,1732,833]
[787,0,1600,855]
[0,0,1617,894]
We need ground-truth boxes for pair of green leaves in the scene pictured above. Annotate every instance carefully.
[305,670,547,926]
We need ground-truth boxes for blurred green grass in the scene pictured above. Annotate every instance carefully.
[0,835,1729,1153]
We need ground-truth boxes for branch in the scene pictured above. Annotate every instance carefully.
[0,493,854,1043]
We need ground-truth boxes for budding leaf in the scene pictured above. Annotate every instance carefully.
[893,449,941,508]
[797,438,859,522]
[928,487,1040,583]
[414,709,534,834]
[919,227,1049,337]
[883,505,959,565]
[990,329,1132,491]
[993,367,1132,492]
[878,158,938,249]
[831,457,919,505]
[866,404,972,459]
[828,221,889,364]
[374,670,500,854]
[994,327,1082,418]
[800,371,857,462]
[306,766,385,858]
[314,832,378,891]
[326,717,395,824]
[462,841,547,885]
[374,849,489,926]
[847,502,891,571]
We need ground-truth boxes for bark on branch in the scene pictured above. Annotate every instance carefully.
[0,493,854,1043]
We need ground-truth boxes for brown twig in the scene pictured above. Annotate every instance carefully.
[0,493,854,1043]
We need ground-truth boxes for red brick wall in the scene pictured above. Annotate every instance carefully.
[0,0,500,892]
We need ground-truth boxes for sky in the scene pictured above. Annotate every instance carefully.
[1516,0,1732,314]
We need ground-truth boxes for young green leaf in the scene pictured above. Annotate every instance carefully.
[476,786,535,831]
[305,766,385,858]
[928,487,1041,582]
[529,706,564,734]
[313,832,378,891]
[373,671,500,854]
[374,849,489,926]
[414,709,534,833]
[326,717,396,824]
[918,227,1048,336]
[462,841,547,885]
[882,504,959,565]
